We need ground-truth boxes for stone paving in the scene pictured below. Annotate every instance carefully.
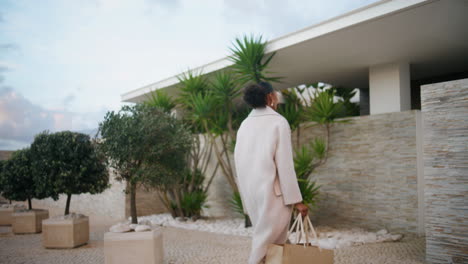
[0,223,425,264]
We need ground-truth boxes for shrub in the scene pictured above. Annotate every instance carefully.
[1,148,48,210]
[98,104,192,224]
[31,131,109,215]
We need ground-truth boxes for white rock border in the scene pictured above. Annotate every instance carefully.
[137,213,403,249]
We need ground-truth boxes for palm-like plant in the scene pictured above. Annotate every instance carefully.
[144,89,176,113]
[298,179,320,208]
[304,89,346,164]
[177,70,210,97]
[210,71,242,140]
[294,145,316,180]
[293,142,323,209]
[305,89,343,125]
[277,88,304,148]
[329,86,360,117]
[228,35,281,84]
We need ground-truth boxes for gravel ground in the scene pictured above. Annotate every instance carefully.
[0,223,425,264]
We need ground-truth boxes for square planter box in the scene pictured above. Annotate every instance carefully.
[104,229,163,264]
[0,207,17,226]
[42,216,89,248]
[12,209,49,234]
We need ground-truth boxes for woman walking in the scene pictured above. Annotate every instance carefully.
[234,82,308,264]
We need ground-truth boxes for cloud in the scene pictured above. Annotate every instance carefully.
[0,43,18,52]
[222,0,379,37]
[0,0,378,152]
[146,0,179,9]
[62,94,76,108]
[0,87,55,146]
[0,87,108,150]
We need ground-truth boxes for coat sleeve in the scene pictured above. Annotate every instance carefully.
[274,119,303,205]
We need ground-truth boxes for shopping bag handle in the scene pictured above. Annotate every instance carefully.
[287,213,321,251]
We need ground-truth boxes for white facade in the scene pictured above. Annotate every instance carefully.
[122,0,468,115]
[369,62,411,114]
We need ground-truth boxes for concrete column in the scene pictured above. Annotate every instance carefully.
[369,62,411,115]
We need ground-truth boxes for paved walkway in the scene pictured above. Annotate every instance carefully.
[0,224,425,264]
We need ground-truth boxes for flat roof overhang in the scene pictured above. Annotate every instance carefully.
[122,0,468,103]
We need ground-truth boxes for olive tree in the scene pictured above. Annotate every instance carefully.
[1,148,48,210]
[98,104,192,224]
[31,131,109,215]
[0,160,5,202]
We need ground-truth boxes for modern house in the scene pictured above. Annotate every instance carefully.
[122,0,467,115]
[122,0,468,263]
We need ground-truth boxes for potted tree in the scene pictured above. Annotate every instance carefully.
[31,131,109,248]
[0,159,14,226]
[99,104,191,264]
[1,148,49,233]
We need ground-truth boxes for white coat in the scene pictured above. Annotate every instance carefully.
[234,105,303,264]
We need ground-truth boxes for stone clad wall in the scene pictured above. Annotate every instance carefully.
[295,110,422,233]
[125,185,167,218]
[421,78,468,263]
[31,169,126,220]
[127,111,423,234]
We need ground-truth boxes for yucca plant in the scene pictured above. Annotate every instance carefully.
[293,142,323,210]
[228,35,281,84]
[180,190,208,220]
[304,89,347,164]
[229,191,244,216]
[305,89,343,125]
[329,86,360,117]
[229,191,252,227]
[177,70,210,98]
[278,88,305,148]
[144,89,176,113]
[294,145,316,180]
[297,179,320,208]
[210,71,242,140]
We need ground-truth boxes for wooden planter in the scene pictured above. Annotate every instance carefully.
[42,216,89,248]
[104,230,163,264]
[12,209,49,234]
[0,207,16,226]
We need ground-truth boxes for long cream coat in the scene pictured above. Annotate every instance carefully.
[234,105,303,264]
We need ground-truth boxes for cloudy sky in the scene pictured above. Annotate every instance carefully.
[0,0,378,150]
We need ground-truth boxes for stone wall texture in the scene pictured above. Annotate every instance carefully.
[295,110,421,234]
[31,169,126,220]
[129,111,423,234]
[125,185,167,218]
[421,78,468,263]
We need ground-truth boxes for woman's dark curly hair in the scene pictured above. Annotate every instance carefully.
[243,82,274,108]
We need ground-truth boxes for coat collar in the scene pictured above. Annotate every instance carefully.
[248,105,280,117]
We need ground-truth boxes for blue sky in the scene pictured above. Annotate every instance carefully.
[0,0,378,150]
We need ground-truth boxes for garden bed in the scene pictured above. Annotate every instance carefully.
[138,213,403,249]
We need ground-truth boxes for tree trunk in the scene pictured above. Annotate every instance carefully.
[173,188,184,218]
[130,182,138,224]
[28,197,32,210]
[296,125,301,149]
[244,214,252,228]
[64,193,72,215]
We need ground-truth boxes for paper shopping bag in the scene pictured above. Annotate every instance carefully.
[282,243,333,263]
[265,214,334,264]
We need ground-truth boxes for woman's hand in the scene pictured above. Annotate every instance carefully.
[294,202,308,217]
